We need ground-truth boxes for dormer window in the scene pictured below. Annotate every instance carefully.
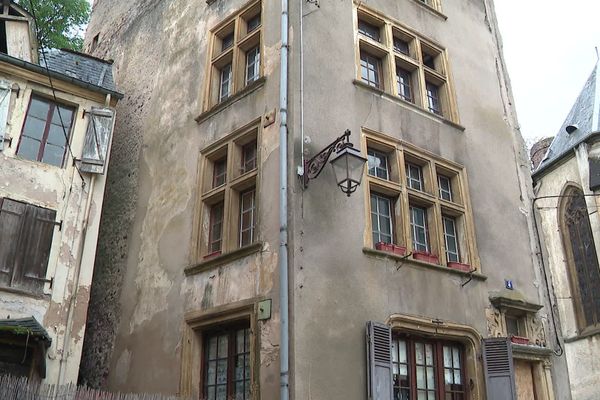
[0,3,36,62]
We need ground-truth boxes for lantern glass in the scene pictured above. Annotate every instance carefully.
[330,145,367,195]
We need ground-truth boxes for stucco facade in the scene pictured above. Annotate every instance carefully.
[80,0,570,398]
[0,2,121,386]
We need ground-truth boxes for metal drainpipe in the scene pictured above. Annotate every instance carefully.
[279,0,290,396]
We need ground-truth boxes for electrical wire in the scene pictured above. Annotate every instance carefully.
[27,0,85,185]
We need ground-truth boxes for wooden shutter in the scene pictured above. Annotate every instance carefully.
[14,204,56,293]
[80,107,115,174]
[0,81,10,151]
[482,338,516,400]
[366,321,393,400]
[0,198,26,288]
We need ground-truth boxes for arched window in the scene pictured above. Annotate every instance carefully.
[560,186,600,330]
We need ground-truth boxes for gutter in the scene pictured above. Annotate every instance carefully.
[0,52,124,100]
[532,130,600,180]
[279,0,290,398]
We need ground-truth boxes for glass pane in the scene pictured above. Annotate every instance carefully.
[207,386,215,400]
[236,356,245,380]
[393,364,399,375]
[380,215,391,235]
[445,368,453,384]
[217,359,228,384]
[245,383,251,399]
[398,340,407,363]
[23,116,46,140]
[415,343,424,364]
[454,369,461,384]
[426,367,435,388]
[416,366,425,389]
[208,337,218,359]
[399,364,408,377]
[235,381,245,400]
[379,197,390,216]
[17,136,41,161]
[401,389,410,400]
[237,329,246,354]
[29,98,50,119]
[453,348,460,368]
[425,344,433,365]
[216,384,227,400]
[47,124,67,146]
[428,391,435,400]
[417,390,427,400]
[245,355,250,379]
[42,143,65,167]
[443,346,452,368]
[392,340,398,362]
[218,335,228,358]
[207,360,217,385]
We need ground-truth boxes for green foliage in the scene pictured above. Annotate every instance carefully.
[17,0,90,51]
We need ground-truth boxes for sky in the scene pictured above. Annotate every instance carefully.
[494,1,600,144]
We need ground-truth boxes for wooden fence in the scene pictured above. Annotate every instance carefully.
[0,375,184,400]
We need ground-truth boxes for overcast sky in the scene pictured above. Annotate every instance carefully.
[494,1,600,144]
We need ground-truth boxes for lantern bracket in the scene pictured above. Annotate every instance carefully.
[302,129,352,188]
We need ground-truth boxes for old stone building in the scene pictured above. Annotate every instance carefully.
[80,0,571,399]
[0,1,121,385]
[531,62,600,400]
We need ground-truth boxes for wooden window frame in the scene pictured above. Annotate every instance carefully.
[16,94,76,168]
[442,215,459,263]
[195,122,261,260]
[392,334,467,400]
[360,50,383,89]
[409,204,430,253]
[204,1,263,111]
[371,192,395,245]
[354,6,459,123]
[362,130,480,270]
[239,188,256,247]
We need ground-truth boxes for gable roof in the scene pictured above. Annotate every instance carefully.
[41,48,118,94]
[534,62,600,176]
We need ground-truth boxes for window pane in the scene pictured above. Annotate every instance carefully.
[246,47,261,84]
[452,347,460,368]
[418,391,427,400]
[247,14,261,32]
[207,360,217,385]
[218,335,228,358]
[41,143,65,167]
[358,20,380,41]
[222,33,234,51]
[415,343,424,364]
[426,367,435,388]
[425,344,433,365]
[207,386,216,400]
[394,37,409,55]
[443,346,452,368]
[398,340,407,363]
[17,136,41,161]
[216,359,228,384]
[28,97,50,119]
[22,116,46,140]
[445,368,453,384]
[236,381,245,400]
[236,356,245,380]
[416,366,425,388]
[216,384,227,400]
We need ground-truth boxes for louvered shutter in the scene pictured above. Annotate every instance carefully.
[0,81,10,151]
[366,321,393,400]
[482,338,516,400]
[15,204,56,293]
[80,107,115,174]
[0,198,26,288]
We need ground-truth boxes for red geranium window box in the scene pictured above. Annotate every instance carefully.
[204,250,222,260]
[375,242,407,256]
[447,262,472,272]
[413,251,439,264]
[510,336,530,345]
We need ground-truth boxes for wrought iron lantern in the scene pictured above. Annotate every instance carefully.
[301,130,367,196]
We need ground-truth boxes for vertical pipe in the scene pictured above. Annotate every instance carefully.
[279,0,290,397]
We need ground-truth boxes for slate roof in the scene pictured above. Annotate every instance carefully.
[41,48,118,94]
[0,317,52,344]
[534,62,600,175]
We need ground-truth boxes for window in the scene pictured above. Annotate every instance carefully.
[355,6,458,122]
[206,2,262,109]
[371,193,393,245]
[17,95,75,167]
[438,175,452,201]
[358,19,381,42]
[239,189,256,247]
[367,149,390,180]
[0,198,56,294]
[198,124,260,259]
[560,186,600,330]
[202,324,251,400]
[443,216,459,262]
[392,336,465,400]
[364,134,478,269]
[360,51,382,89]
[410,205,429,252]
[396,67,413,103]
[406,163,423,191]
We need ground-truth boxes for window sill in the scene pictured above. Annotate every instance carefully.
[408,0,448,20]
[353,79,465,132]
[363,247,487,281]
[564,325,600,343]
[0,285,50,300]
[185,242,263,276]
[511,343,554,359]
[196,77,266,124]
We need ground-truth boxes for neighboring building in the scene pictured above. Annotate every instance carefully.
[530,137,554,170]
[0,1,122,385]
[80,0,570,399]
[532,62,600,400]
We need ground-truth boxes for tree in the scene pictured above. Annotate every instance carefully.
[17,0,90,51]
